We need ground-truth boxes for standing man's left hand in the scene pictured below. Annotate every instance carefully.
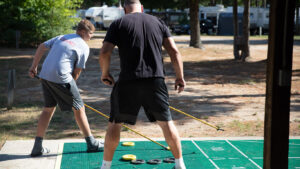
[99,41,116,87]
[163,37,185,94]
[175,78,185,93]
[101,73,115,86]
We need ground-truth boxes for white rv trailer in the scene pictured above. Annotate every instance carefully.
[85,5,108,29]
[199,4,226,27]
[255,8,269,30]
[199,5,245,32]
[102,6,125,29]
[239,7,269,33]
[200,5,269,34]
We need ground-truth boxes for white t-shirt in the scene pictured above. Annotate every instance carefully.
[39,34,89,83]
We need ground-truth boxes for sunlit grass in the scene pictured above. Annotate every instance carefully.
[294,35,300,41]
[228,120,264,136]
[0,104,42,141]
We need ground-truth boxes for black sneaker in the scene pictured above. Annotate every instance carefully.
[87,140,104,152]
[30,147,50,157]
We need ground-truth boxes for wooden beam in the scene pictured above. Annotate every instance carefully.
[263,0,296,169]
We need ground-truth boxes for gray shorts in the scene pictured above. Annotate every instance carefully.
[41,79,84,111]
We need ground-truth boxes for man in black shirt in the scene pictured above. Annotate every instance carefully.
[99,0,186,169]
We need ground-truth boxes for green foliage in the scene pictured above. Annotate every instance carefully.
[0,0,83,47]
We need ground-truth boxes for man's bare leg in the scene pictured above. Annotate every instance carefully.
[36,107,56,137]
[31,107,56,157]
[157,121,182,158]
[73,106,103,152]
[157,120,186,169]
[73,106,92,137]
[101,122,122,169]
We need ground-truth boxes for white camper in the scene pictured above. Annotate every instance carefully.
[199,4,226,26]
[235,7,269,33]
[102,6,125,29]
[218,6,269,34]
[256,8,269,30]
[85,5,108,29]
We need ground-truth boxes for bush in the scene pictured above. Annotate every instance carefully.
[0,0,83,47]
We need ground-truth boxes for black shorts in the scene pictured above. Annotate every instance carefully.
[109,78,172,125]
[41,79,84,111]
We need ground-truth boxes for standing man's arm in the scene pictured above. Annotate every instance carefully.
[163,37,186,93]
[99,41,116,86]
[28,43,49,78]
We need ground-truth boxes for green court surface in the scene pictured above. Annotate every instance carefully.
[58,139,300,169]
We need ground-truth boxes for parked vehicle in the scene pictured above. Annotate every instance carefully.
[173,24,190,35]
[200,5,270,35]
[102,7,125,29]
[85,6,107,29]
[172,19,214,35]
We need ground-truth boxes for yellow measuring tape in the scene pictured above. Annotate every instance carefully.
[169,106,224,131]
[84,104,170,150]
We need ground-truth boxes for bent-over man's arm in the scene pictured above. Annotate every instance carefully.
[99,41,116,86]
[72,68,82,81]
[163,37,186,93]
[28,43,49,78]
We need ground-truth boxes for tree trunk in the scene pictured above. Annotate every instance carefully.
[233,0,250,61]
[241,0,250,61]
[233,0,240,60]
[189,0,202,48]
[296,6,300,35]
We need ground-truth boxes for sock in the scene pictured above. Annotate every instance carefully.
[175,158,186,169]
[100,160,112,169]
[32,136,43,153]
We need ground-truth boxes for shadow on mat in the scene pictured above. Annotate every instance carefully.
[0,154,57,162]
[0,150,99,162]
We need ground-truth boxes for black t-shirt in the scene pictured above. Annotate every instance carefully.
[104,12,172,81]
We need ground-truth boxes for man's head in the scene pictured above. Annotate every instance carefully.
[123,0,143,14]
[76,19,95,41]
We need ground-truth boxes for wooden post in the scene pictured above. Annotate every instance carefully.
[263,0,296,169]
[7,69,16,110]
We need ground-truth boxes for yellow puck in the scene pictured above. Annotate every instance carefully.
[122,142,135,146]
[122,154,137,161]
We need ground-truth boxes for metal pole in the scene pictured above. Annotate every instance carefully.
[259,26,262,36]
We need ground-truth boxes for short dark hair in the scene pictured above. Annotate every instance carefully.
[77,19,95,32]
[124,0,141,6]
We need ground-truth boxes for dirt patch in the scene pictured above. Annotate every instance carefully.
[0,35,299,140]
